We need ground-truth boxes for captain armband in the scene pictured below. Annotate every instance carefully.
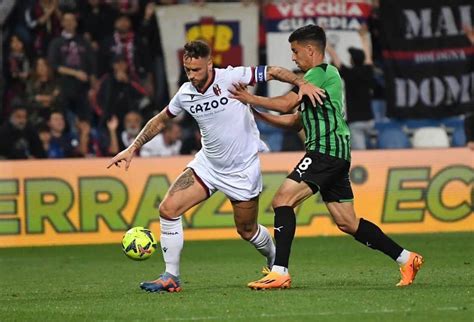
[254,65,268,83]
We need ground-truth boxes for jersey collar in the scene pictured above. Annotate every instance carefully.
[193,68,216,94]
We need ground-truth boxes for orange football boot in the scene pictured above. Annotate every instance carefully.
[248,271,291,290]
[396,252,424,287]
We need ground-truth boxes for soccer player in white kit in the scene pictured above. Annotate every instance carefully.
[107,40,324,292]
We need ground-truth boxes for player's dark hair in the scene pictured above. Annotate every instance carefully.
[183,40,211,59]
[288,25,326,53]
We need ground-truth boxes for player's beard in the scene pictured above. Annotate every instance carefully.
[193,72,209,91]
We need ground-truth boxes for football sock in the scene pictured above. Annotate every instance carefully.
[271,265,289,275]
[273,206,296,269]
[354,218,403,261]
[249,224,276,268]
[396,249,411,265]
[160,216,183,277]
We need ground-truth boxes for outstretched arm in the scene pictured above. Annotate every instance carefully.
[359,24,373,65]
[326,43,342,69]
[107,108,171,170]
[229,83,299,113]
[265,66,325,106]
[229,82,299,113]
[252,107,303,132]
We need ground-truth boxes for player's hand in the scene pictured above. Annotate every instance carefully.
[229,82,255,105]
[298,82,325,107]
[106,146,136,171]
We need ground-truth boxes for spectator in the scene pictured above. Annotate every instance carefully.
[48,11,96,125]
[100,14,152,90]
[367,0,383,65]
[117,110,143,150]
[79,0,117,50]
[97,115,121,156]
[140,1,168,107]
[94,54,148,130]
[180,123,202,155]
[140,121,182,157]
[327,25,375,150]
[47,110,80,158]
[105,0,139,21]
[0,103,46,159]
[57,0,80,14]
[367,0,387,122]
[26,57,61,125]
[25,0,62,56]
[37,123,52,155]
[114,110,181,157]
[3,34,31,117]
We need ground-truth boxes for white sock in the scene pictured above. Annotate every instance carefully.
[249,224,276,268]
[271,265,289,275]
[160,216,183,277]
[396,249,411,265]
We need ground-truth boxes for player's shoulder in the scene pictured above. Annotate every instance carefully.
[307,64,340,78]
[169,82,195,104]
[174,82,194,96]
[325,64,339,72]
[219,65,251,75]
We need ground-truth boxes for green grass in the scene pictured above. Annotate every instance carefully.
[0,232,473,321]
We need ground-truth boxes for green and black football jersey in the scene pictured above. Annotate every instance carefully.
[300,63,351,161]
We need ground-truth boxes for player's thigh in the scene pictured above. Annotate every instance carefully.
[272,178,314,208]
[231,197,259,238]
[326,201,358,234]
[160,168,209,218]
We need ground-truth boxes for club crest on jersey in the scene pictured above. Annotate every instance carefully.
[212,84,222,96]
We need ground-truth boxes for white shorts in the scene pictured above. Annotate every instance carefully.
[187,151,262,201]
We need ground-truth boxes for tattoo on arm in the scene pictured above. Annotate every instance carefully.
[131,112,168,150]
[268,66,304,86]
[169,169,195,196]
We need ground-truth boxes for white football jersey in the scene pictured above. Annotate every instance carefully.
[167,66,263,173]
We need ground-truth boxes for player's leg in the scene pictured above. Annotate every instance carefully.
[140,168,209,292]
[231,197,275,268]
[248,178,313,290]
[323,173,423,287]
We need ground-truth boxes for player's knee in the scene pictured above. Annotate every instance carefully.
[236,224,257,241]
[272,193,291,209]
[335,219,358,235]
[158,201,179,220]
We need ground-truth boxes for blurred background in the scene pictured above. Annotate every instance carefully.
[0,0,472,246]
[0,0,472,158]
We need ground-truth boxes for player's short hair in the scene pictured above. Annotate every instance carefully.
[288,25,326,53]
[183,40,211,59]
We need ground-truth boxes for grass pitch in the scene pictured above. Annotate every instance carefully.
[0,232,472,321]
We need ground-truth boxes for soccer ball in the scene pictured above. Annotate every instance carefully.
[122,227,158,260]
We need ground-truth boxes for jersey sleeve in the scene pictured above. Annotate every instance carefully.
[226,66,255,85]
[167,87,184,117]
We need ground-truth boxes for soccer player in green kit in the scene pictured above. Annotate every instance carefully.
[229,25,423,289]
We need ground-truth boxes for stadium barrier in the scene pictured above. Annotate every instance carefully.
[0,148,472,247]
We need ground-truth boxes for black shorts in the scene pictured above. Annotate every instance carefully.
[287,151,354,203]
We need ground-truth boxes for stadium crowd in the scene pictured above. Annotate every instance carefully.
[0,0,472,160]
